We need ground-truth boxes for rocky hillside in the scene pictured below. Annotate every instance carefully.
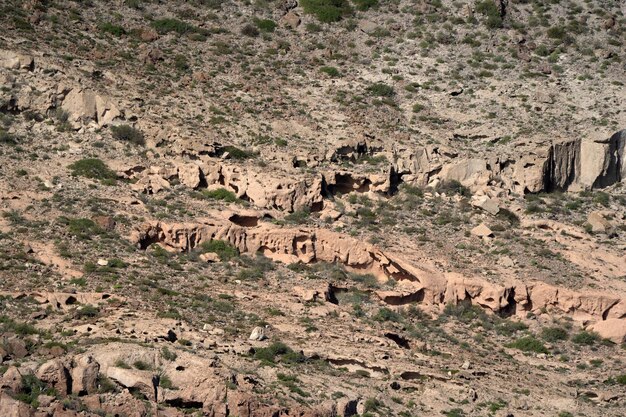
[0,0,625,416]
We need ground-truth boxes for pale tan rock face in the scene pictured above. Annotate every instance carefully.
[128,218,625,339]
[587,211,612,233]
[590,319,626,344]
[36,359,70,395]
[71,355,100,395]
[61,88,121,128]
[0,50,33,70]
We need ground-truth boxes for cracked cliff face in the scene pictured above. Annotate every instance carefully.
[129,217,625,343]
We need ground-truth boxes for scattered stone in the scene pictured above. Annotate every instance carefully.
[471,196,500,215]
[587,212,612,233]
[248,326,267,341]
[471,223,494,238]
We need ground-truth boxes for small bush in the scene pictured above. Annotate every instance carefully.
[151,18,193,34]
[300,0,352,23]
[541,327,569,342]
[115,359,131,369]
[255,18,277,32]
[367,82,395,97]
[0,129,17,144]
[100,22,126,36]
[436,180,472,197]
[353,0,378,11]
[320,66,341,77]
[475,0,502,29]
[373,307,401,322]
[75,304,100,318]
[241,24,260,37]
[161,347,177,361]
[111,125,144,145]
[200,240,239,261]
[285,209,311,224]
[133,360,152,371]
[66,218,103,239]
[254,341,305,365]
[507,336,548,354]
[15,375,55,407]
[222,145,253,159]
[68,159,117,181]
[572,331,599,346]
[202,188,237,202]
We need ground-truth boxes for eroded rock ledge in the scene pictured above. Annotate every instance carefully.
[129,219,626,343]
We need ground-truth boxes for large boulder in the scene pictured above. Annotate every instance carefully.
[0,50,34,70]
[71,355,100,395]
[589,318,626,344]
[61,88,121,128]
[36,359,71,395]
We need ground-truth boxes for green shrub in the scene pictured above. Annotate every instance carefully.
[151,18,193,34]
[373,307,401,322]
[320,66,341,77]
[367,82,395,97]
[300,0,352,23]
[541,327,569,342]
[202,188,237,202]
[75,304,99,318]
[68,158,117,181]
[442,303,487,324]
[115,359,131,369]
[159,374,176,389]
[241,24,259,37]
[572,331,599,346]
[506,336,548,354]
[255,18,277,32]
[285,209,311,224]
[133,360,152,371]
[111,124,144,145]
[435,180,472,197]
[200,240,239,261]
[99,22,126,36]
[254,341,305,365]
[353,0,378,11]
[547,26,567,40]
[222,145,254,159]
[15,375,55,407]
[0,129,17,144]
[475,0,503,29]
[615,374,626,385]
[65,218,103,239]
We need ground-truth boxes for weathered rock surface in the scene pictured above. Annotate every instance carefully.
[129,218,626,341]
[61,88,122,128]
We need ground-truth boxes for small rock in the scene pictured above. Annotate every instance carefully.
[461,360,471,370]
[248,326,267,341]
[587,212,612,233]
[281,11,301,29]
[200,252,220,263]
[471,196,500,215]
[97,259,108,266]
[471,223,493,238]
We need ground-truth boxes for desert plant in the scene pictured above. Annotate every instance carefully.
[475,0,503,29]
[202,188,237,202]
[241,24,260,37]
[506,336,548,354]
[200,240,239,261]
[111,124,144,145]
[541,327,569,342]
[300,0,352,23]
[68,159,117,181]
[367,82,395,97]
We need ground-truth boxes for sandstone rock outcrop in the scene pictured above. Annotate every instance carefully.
[61,88,122,128]
[0,50,34,70]
[129,217,626,340]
